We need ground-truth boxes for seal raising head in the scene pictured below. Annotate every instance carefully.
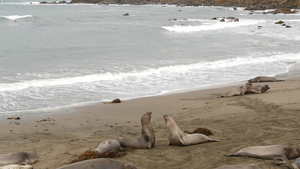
[118,112,155,149]
[164,114,219,146]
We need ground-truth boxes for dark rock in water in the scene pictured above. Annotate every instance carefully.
[233,7,237,10]
[220,18,225,22]
[111,99,121,103]
[258,26,263,29]
[211,17,218,20]
[275,20,284,24]
[123,13,129,16]
[286,25,292,28]
[273,8,298,14]
[233,18,239,22]
[227,16,235,19]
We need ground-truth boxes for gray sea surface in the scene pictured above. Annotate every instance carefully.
[0,1,300,114]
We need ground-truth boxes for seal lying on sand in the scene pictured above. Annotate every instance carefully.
[0,152,38,166]
[246,84,270,94]
[118,112,155,149]
[226,145,300,160]
[288,157,300,169]
[92,140,121,154]
[163,115,219,146]
[221,83,252,97]
[215,164,260,169]
[57,158,137,169]
[248,76,284,83]
[0,164,33,169]
[274,156,300,169]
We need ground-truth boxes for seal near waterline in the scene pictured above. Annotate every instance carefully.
[246,84,270,94]
[0,164,33,169]
[221,83,252,97]
[57,158,137,169]
[248,76,284,83]
[163,114,219,146]
[0,152,38,166]
[226,145,300,160]
[91,140,121,154]
[215,164,261,169]
[118,112,155,149]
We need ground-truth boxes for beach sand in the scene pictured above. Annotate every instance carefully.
[0,77,299,169]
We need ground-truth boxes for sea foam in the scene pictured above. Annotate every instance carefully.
[162,19,265,33]
[1,15,32,20]
[1,52,299,93]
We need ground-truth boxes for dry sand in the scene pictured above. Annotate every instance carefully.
[0,77,299,169]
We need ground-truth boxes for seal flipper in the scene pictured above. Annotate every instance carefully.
[178,134,185,145]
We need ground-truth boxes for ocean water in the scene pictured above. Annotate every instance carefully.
[0,1,300,115]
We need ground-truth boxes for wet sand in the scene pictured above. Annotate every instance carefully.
[0,77,299,169]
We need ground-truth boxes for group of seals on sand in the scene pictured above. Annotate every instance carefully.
[1,76,289,169]
[221,76,282,97]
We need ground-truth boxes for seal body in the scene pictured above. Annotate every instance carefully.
[246,84,270,94]
[57,158,137,169]
[290,157,300,169]
[118,112,155,149]
[0,164,33,169]
[92,140,121,154]
[215,164,260,169]
[0,152,38,166]
[163,115,219,146]
[248,76,284,83]
[226,145,300,160]
[221,83,252,97]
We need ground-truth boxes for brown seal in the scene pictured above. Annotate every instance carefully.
[0,152,38,166]
[215,164,260,169]
[221,83,252,97]
[226,145,300,160]
[118,112,155,149]
[246,84,270,94]
[57,158,136,169]
[248,76,284,83]
[163,115,219,146]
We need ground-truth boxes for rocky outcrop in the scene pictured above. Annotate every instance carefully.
[40,1,68,4]
[69,0,300,9]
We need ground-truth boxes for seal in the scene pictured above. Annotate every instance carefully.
[226,145,300,160]
[163,115,219,146]
[91,140,121,154]
[57,158,137,169]
[215,164,260,169]
[248,76,284,83]
[118,112,155,149]
[0,152,38,166]
[0,164,33,169]
[246,84,270,94]
[221,83,252,97]
[289,157,300,169]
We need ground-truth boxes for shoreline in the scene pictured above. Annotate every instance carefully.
[0,76,299,168]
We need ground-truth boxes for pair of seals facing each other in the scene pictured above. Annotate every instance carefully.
[226,145,300,161]
[248,76,284,83]
[92,112,155,154]
[57,158,136,169]
[221,83,252,97]
[215,164,260,169]
[0,152,38,167]
[163,115,219,146]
